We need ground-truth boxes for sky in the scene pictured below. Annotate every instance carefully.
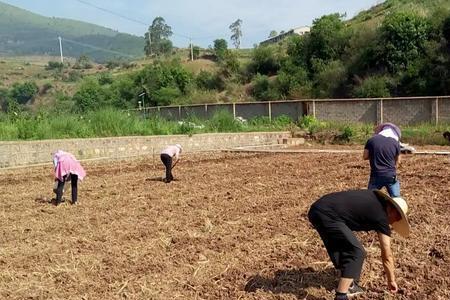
[2,0,383,48]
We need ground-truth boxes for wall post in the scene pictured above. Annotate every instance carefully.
[268,101,272,121]
[435,97,439,125]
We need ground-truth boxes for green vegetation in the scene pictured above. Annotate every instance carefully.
[1,0,450,145]
[0,109,294,140]
[1,108,447,146]
[0,1,144,62]
[144,17,173,56]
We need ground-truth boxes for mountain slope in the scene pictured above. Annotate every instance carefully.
[0,1,145,62]
[351,0,450,25]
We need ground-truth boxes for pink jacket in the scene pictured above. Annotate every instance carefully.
[53,150,86,182]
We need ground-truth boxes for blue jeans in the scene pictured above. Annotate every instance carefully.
[368,176,400,197]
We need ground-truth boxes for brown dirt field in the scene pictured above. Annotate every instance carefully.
[0,152,449,300]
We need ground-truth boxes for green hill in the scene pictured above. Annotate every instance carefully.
[351,0,450,24]
[0,1,145,62]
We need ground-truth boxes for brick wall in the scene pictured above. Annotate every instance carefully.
[0,132,289,169]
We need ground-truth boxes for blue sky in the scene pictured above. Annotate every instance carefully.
[2,0,382,48]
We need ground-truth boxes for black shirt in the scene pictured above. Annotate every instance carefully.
[364,135,400,178]
[310,190,391,236]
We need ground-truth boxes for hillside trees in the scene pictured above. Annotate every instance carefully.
[379,12,431,73]
[145,17,173,56]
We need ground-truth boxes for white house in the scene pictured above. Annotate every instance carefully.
[260,26,310,46]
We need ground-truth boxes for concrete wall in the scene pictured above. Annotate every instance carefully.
[0,132,289,169]
[140,97,450,126]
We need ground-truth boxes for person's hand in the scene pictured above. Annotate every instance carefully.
[388,280,398,293]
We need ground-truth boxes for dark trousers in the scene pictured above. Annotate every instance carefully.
[56,174,78,204]
[308,207,366,281]
[160,154,173,182]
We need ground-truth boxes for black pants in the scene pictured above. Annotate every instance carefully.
[308,207,366,281]
[56,174,78,204]
[160,154,173,182]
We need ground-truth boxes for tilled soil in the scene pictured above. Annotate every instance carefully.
[0,151,449,300]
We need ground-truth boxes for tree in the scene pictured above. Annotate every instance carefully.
[269,30,278,38]
[229,19,243,49]
[145,17,173,56]
[213,39,228,60]
[308,14,347,63]
[379,12,430,73]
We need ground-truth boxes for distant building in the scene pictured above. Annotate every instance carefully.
[260,26,310,46]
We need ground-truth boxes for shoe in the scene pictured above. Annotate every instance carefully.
[348,282,365,297]
[334,294,349,300]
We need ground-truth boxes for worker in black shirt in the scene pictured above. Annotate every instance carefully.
[308,189,409,300]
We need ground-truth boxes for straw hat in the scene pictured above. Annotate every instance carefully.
[374,190,410,238]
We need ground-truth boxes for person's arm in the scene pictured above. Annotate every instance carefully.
[395,154,401,167]
[363,149,370,160]
[378,232,398,292]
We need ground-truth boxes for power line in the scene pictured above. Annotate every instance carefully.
[62,37,137,57]
[72,0,217,42]
[74,0,147,26]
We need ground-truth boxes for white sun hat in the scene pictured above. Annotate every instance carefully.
[374,190,410,238]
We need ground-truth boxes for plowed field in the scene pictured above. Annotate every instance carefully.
[0,151,448,299]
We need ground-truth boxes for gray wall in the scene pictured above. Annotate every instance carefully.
[0,132,289,169]
[137,97,450,126]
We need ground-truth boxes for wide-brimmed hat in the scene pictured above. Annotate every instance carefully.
[374,190,410,238]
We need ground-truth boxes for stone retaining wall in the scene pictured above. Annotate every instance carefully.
[0,132,290,168]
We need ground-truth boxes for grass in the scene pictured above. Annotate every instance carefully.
[0,109,448,146]
[0,108,294,141]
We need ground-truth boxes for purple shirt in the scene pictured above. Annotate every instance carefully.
[365,135,400,178]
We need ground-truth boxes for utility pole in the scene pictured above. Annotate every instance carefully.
[58,36,64,63]
[190,38,193,61]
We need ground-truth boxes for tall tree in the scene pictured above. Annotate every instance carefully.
[145,17,173,56]
[229,19,243,49]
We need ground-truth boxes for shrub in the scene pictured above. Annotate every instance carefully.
[251,74,280,101]
[192,46,200,60]
[10,81,39,104]
[45,61,64,70]
[352,76,391,98]
[152,87,182,106]
[207,110,242,132]
[72,78,112,112]
[196,70,224,90]
[213,39,228,61]
[73,55,93,69]
[247,45,281,76]
[98,72,114,85]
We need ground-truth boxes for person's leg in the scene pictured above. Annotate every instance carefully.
[386,178,400,197]
[71,174,78,204]
[55,178,65,205]
[160,154,173,182]
[308,208,341,269]
[336,224,366,287]
[367,176,383,190]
